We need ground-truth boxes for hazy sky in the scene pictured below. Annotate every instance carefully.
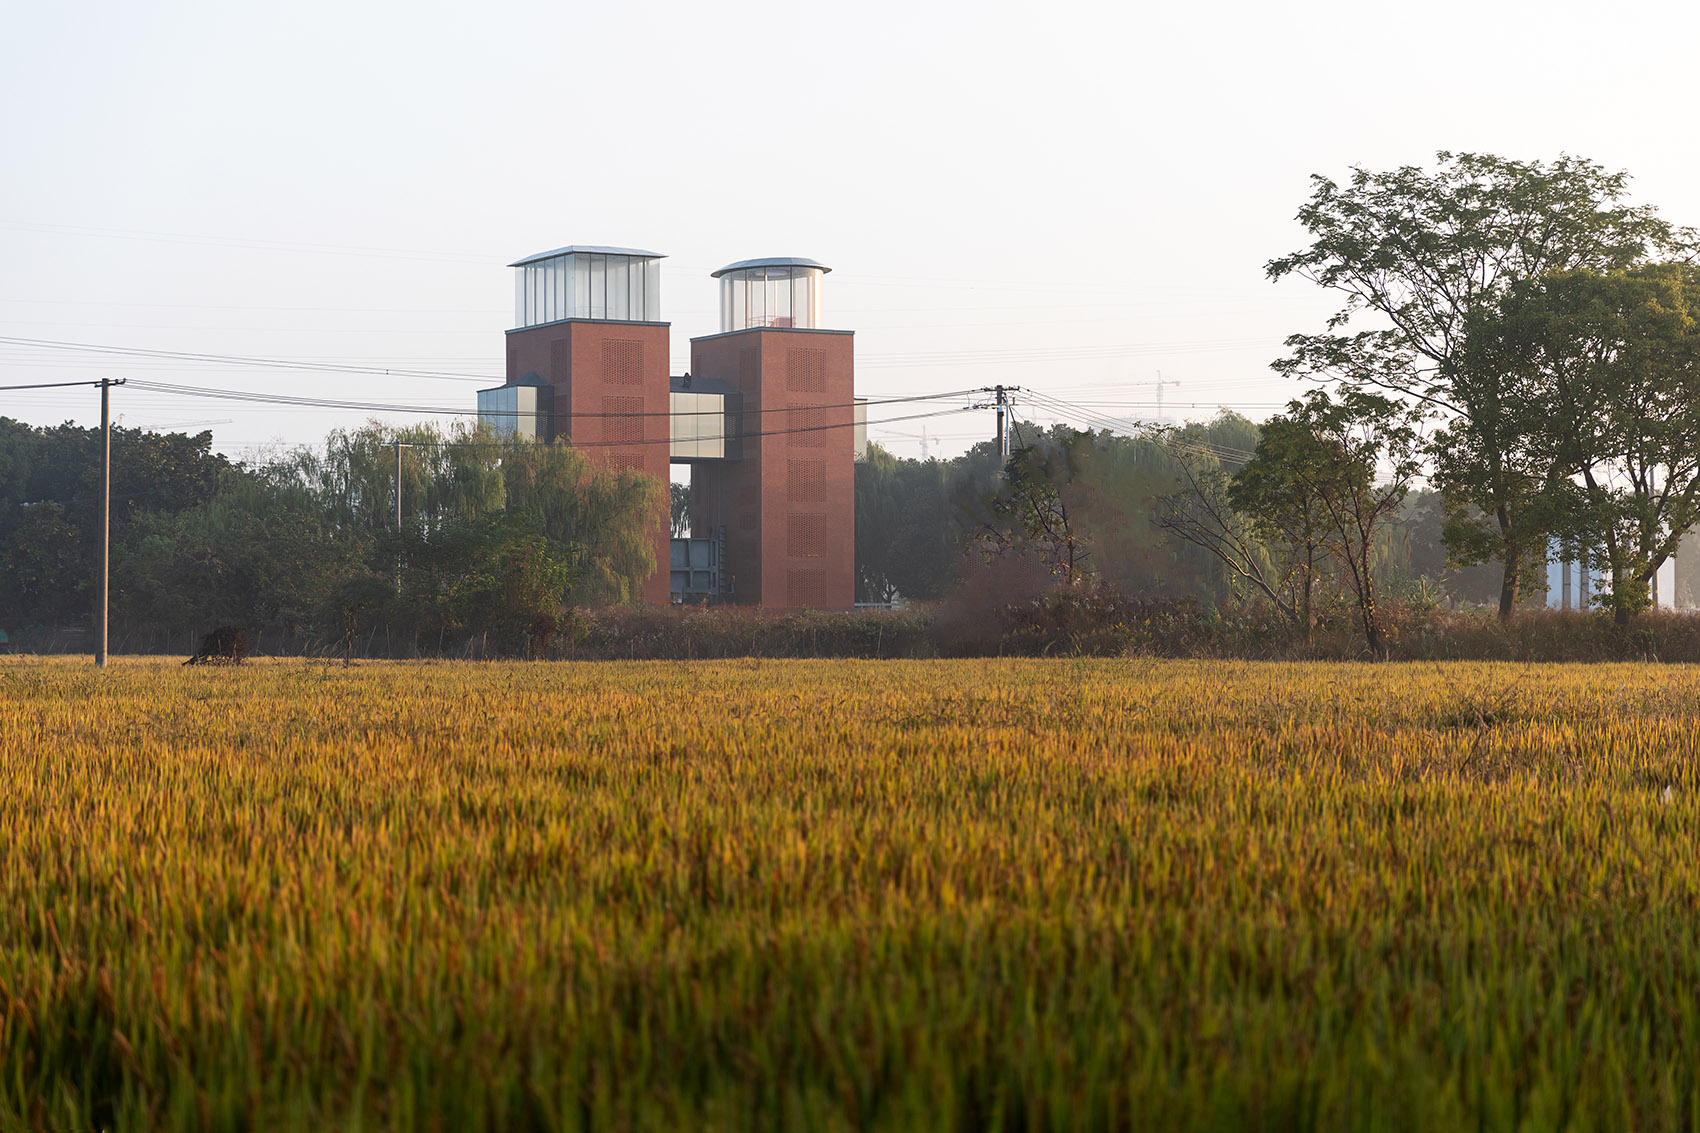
[4,0,1699,462]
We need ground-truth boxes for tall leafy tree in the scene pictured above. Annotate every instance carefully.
[1062,425,1226,599]
[1267,152,1691,618]
[1154,443,1299,621]
[1389,490,1506,608]
[968,432,1090,586]
[287,420,665,608]
[1481,265,1700,622]
[355,513,577,654]
[1,502,83,625]
[1227,417,1341,640]
[1234,391,1424,655]
[670,482,691,538]
[854,445,957,603]
[0,419,231,629]
[499,438,666,605]
[115,478,365,649]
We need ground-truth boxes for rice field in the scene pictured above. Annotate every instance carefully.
[2,656,1697,1131]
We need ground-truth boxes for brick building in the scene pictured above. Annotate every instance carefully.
[477,248,862,608]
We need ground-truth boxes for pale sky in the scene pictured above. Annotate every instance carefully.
[4,0,1698,462]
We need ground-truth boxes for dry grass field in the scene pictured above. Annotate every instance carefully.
[2,656,1697,1130]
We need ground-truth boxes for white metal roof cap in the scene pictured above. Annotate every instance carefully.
[509,245,666,267]
[711,257,831,278]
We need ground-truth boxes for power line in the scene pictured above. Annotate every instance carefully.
[6,369,1279,462]
[855,336,1276,369]
[348,406,972,450]
[121,378,978,448]
[0,378,119,391]
[123,379,977,419]
[1015,390,1258,463]
[0,219,495,265]
[387,406,979,450]
[1022,389,1155,438]
[0,296,510,315]
[13,374,1271,462]
[3,335,1286,461]
[0,331,1289,395]
[0,336,499,383]
[7,320,498,335]
[0,219,1250,299]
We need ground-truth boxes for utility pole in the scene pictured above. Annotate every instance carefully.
[394,440,404,594]
[95,378,126,667]
[971,386,1021,462]
[0,377,130,666]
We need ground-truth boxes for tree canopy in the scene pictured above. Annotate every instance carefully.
[0,419,665,655]
[1269,152,1694,617]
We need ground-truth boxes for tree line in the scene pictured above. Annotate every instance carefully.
[855,413,1491,629]
[863,153,1700,650]
[0,420,663,655]
[6,403,1477,657]
[1270,151,1700,632]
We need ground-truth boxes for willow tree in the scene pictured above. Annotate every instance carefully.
[499,439,667,605]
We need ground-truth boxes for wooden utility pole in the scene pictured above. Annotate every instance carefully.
[95,378,126,667]
[995,385,1008,462]
[972,386,1021,464]
[394,440,404,594]
[0,378,128,666]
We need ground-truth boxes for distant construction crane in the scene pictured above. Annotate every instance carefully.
[1150,371,1180,425]
[880,424,933,459]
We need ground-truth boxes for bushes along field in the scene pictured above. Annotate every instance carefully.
[2,657,1697,1129]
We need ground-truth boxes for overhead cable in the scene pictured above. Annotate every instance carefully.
[0,336,499,383]
[123,378,978,448]
[123,379,976,419]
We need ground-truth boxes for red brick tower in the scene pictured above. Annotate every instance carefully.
[688,258,855,608]
[492,246,672,605]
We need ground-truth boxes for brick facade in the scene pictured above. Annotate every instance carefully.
[688,328,855,608]
[503,318,673,605]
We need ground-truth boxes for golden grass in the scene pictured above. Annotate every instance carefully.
[1,656,1696,1130]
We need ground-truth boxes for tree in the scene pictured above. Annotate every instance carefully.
[1267,152,1691,618]
[1,502,83,625]
[854,445,958,603]
[0,419,232,630]
[1237,391,1423,655]
[1154,442,1301,623]
[1060,422,1235,600]
[299,421,667,607]
[499,439,666,605]
[670,481,691,538]
[360,513,577,654]
[969,434,1090,585]
[1227,416,1342,639]
[0,416,664,654]
[1389,490,1506,608]
[1485,265,1700,623]
[115,477,366,649]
